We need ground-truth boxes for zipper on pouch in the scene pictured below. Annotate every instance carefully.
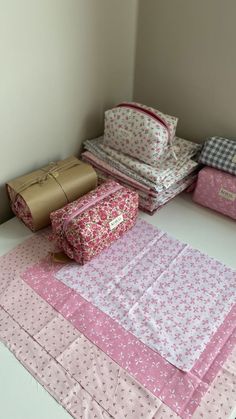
[63,184,123,231]
[117,103,170,141]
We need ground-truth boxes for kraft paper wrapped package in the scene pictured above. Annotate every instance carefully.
[193,167,236,219]
[7,156,97,231]
[50,180,139,264]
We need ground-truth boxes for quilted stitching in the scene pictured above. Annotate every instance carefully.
[199,137,236,175]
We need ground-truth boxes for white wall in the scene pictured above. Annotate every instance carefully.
[134,0,236,142]
[0,0,138,223]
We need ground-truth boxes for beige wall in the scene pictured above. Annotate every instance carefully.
[0,0,138,223]
[2,0,235,224]
[134,0,236,142]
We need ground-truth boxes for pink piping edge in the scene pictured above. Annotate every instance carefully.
[116,102,170,141]
[63,183,123,231]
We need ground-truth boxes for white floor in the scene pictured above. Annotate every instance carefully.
[0,193,235,419]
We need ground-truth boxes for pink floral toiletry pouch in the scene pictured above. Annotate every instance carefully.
[103,102,178,166]
[193,166,236,219]
[50,180,139,264]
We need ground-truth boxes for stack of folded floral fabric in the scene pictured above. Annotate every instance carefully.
[82,102,202,213]
[82,136,201,213]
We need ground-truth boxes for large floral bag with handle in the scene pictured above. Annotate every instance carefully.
[50,180,139,264]
[103,102,178,166]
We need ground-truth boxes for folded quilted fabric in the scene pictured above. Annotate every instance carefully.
[82,153,197,214]
[138,174,197,213]
[100,137,200,187]
[84,137,156,189]
[199,136,236,175]
[84,136,200,192]
[82,151,155,196]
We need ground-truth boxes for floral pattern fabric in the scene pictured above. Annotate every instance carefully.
[137,175,197,213]
[53,219,236,372]
[21,220,236,418]
[0,231,161,419]
[193,167,236,219]
[82,151,154,194]
[104,102,178,166]
[82,151,197,214]
[1,224,236,418]
[101,136,200,187]
[50,180,139,264]
[7,185,34,230]
[83,136,200,192]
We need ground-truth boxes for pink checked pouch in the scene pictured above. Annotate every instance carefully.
[104,102,178,166]
[193,167,236,219]
[50,180,139,264]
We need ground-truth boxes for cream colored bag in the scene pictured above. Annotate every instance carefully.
[104,102,178,166]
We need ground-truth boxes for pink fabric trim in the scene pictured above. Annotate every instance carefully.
[22,237,236,418]
[62,183,123,230]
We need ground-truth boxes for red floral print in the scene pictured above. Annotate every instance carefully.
[51,180,139,264]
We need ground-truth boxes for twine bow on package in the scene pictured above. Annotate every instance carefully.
[6,156,97,231]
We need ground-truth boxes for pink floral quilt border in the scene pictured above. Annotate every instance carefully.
[22,255,236,419]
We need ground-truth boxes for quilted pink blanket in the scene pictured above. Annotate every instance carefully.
[82,152,197,214]
[0,226,236,419]
[21,220,236,417]
[25,220,236,372]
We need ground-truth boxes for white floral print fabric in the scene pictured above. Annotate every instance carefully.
[1,223,236,419]
[55,220,236,372]
[83,136,200,192]
[104,102,178,166]
[101,136,200,187]
[82,154,197,213]
[137,175,197,213]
